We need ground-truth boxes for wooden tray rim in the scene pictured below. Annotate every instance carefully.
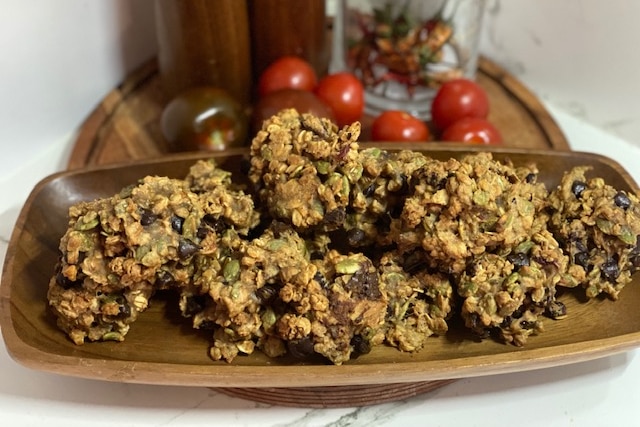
[2,145,639,388]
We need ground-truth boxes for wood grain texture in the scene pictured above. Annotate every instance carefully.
[3,146,639,408]
[67,56,570,170]
[155,0,253,105]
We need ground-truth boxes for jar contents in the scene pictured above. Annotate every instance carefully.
[340,0,485,119]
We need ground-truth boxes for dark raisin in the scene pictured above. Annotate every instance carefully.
[346,268,381,300]
[287,337,315,358]
[389,202,404,218]
[573,239,588,252]
[437,177,448,190]
[571,180,587,198]
[630,237,640,271]
[178,239,200,259]
[375,214,391,233]
[601,259,620,283]
[171,215,185,233]
[520,320,535,330]
[347,228,367,246]
[363,183,376,197]
[545,300,567,319]
[313,271,329,288]
[116,299,131,319]
[500,316,512,328]
[255,285,278,304]
[511,309,523,319]
[574,251,590,269]
[155,270,176,287]
[202,214,227,234]
[507,252,530,270]
[464,261,478,277]
[239,157,252,175]
[404,252,426,273]
[631,253,640,273]
[140,208,158,226]
[270,221,290,238]
[196,226,209,240]
[184,295,207,316]
[323,208,346,226]
[56,268,82,289]
[197,319,216,330]
[614,191,631,210]
[396,173,409,194]
[351,335,371,355]
[525,173,537,183]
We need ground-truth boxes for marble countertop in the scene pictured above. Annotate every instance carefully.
[1,104,640,426]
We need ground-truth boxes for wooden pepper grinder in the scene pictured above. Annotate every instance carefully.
[155,0,253,107]
[248,0,329,84]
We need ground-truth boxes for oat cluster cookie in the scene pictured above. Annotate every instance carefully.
[548,166,640,299]
[48,160,260,346]
[48,109,640,364]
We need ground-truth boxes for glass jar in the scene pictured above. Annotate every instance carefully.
[332,0,486,119]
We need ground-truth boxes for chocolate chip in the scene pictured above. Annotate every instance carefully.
[140,208,158,226]
[171,215,185,234]
[614,191,631,210]
[178,239,200,259]
[255,285,278,304]
[363,183,376,197]
[525,173,537,183]
[571,180,587,199]
[601,259,619,283]
[507,252,530,270]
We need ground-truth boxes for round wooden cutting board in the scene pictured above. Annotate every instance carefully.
[64,57,569,407]
[67,56,568,170]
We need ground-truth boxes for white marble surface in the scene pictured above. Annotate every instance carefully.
[1,103,640,427]
[480,0,640,146]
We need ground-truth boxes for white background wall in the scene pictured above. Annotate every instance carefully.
[1,0,638,181]
[480,0,640,147]
[0,0,156,180]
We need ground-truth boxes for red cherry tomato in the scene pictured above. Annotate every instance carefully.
[441,117,502,145]
[258,56,318,97]
[431,78,489,131]
[251,89,336,133]
[371,111,430,142]
[314,72,364,127]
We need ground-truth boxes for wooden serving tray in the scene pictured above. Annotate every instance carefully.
[5,146,640,409]
[52,58,572,407]
[67,56,569,170]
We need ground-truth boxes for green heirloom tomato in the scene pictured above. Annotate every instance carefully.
[161,86,248,152]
